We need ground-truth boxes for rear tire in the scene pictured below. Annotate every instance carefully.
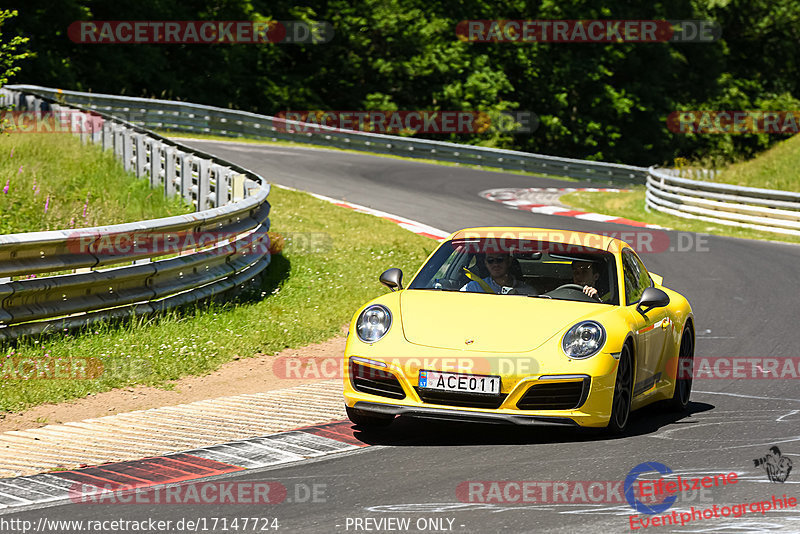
[666,326,694,412]
[606,343,633,434]
[346,406,394,428]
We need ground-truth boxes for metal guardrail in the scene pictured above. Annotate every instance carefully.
[646,166,800,236]
[5,85,797,245]
[7,85,647,185]
[0,88,272,340]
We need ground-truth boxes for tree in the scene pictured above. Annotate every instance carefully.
[0,9,30,88]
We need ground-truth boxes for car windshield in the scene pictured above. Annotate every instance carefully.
[408,237,619,305]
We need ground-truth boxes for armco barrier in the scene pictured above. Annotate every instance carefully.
[0,88,271,340]
[646,166,800,236]
[7,85,646,184]
[13,86,797,238]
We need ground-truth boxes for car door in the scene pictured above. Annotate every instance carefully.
[630,250,671,382]
[622,248,664,397]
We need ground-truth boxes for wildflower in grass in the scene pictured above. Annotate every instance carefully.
[9,148,14,158]
[82,193,90,218]
[44,195,50,213]
[69,217,75,228]
[2,179,8,194]
[18,165,22,174]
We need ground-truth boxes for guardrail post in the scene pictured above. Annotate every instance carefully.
[215,166,231,207]
[135,134,147,177]
[231,173,246,201]
[150,141,163,188]
[177,152,194,207]
[123,131,134,171]
[164,146,178,197]
[197,159,211,210]
[113,127,124,158]
[102,121,113,151]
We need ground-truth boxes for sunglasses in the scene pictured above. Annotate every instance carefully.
[486,257,507,264]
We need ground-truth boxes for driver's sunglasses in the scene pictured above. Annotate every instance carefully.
[486,256,507,264]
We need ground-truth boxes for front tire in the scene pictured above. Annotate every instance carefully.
[666,326,694,411]
[606,343,633,434]
[346,406,394,428]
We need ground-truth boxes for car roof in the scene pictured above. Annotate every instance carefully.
[447,227,625,253]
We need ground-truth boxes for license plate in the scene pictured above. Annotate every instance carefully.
[418,370,501,394]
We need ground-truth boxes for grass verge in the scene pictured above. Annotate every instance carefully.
[714,134,800,192]
[561,187,800,245]
[0,133,191,234]
[0,185,436,412]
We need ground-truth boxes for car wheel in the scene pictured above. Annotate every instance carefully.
[346,406,394,428]
[666,326,694,411]
[606,343,633,434]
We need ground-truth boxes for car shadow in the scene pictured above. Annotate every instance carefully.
[350,401,715,447]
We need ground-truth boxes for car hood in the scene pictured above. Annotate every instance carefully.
[399,290,603,352]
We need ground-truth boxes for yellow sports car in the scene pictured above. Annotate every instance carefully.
[343,227,694,433]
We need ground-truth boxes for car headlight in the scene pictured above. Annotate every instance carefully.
[356,304,392,343]
[562,321,606,359]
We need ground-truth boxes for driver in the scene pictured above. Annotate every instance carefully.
[461,253,537,295]
[572,260,608,300]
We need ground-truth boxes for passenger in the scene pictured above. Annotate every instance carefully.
[460,253,537,295]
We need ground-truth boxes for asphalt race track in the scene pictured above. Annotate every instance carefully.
[6,140,799,533]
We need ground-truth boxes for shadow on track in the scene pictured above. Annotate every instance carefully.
[349,401,715,447]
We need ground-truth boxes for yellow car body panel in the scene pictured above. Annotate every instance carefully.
[343,227,694,429]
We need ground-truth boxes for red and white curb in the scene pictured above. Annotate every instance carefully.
[307,192,450,241]
[480,187,666,229]
[0,421,364,512]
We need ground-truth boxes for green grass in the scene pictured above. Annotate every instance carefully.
[713,134,800,192]
[0,185,436,412]
[0,133,192,234]
[561,187,800,245]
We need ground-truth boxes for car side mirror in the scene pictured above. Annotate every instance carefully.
[380,268,403,291]
[636,287,670,315]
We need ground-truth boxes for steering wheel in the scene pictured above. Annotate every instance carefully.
[554,283,585,291]
[553,283,602,301]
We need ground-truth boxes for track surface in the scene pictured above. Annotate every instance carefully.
[7,141,799,533]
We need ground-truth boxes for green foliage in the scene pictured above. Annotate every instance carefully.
[4,0,800,165]
[0,9,30,87]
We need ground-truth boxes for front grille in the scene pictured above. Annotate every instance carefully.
[516,378,590,410]
[414,388,506,409]
[350,361,406,400]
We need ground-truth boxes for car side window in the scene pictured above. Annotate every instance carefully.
[622,249,651,305]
